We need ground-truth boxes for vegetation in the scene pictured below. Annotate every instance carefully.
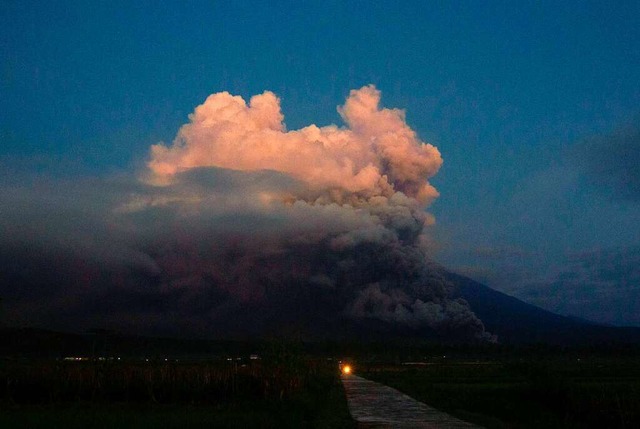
[362,353,640,429]
[3,329,640,428]
[0,343,354,428]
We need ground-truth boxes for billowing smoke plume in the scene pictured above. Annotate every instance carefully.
[148,85,441,205]
[0,86,493,341]
[137,85,491,340]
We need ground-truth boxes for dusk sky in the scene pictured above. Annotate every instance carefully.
[1,0,639,331]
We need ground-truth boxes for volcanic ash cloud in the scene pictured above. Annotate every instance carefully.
[148,85,441,205]
[0,86,492,341]
[137,85,492,341]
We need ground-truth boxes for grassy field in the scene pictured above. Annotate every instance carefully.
[4,335,640,428]
[0,345,354,428]
[362,352,640,428]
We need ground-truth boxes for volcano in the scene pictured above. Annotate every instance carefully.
[445,270,640,345]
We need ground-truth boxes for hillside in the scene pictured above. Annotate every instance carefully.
[446,270,640,345]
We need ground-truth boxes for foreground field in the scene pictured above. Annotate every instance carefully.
[362,353,640,429]
[4,335,639,428]
[0,349,354,428]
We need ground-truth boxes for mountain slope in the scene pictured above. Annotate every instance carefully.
[445,271,640,345]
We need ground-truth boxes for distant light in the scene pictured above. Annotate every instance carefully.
[342,365,352,375]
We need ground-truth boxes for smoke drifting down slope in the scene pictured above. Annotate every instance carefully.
[140,85,491,340]
[0,86,492,341]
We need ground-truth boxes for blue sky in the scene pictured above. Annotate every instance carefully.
[2,1,639,326]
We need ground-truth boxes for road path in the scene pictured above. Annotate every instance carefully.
[341,374,481,429]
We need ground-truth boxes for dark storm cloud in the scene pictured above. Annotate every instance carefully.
[573,121,640,201]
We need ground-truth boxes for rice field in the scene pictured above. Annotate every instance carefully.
[0,346,354,428]
[361,353,640,429]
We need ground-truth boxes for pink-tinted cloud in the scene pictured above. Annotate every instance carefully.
[148,85,441,205]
